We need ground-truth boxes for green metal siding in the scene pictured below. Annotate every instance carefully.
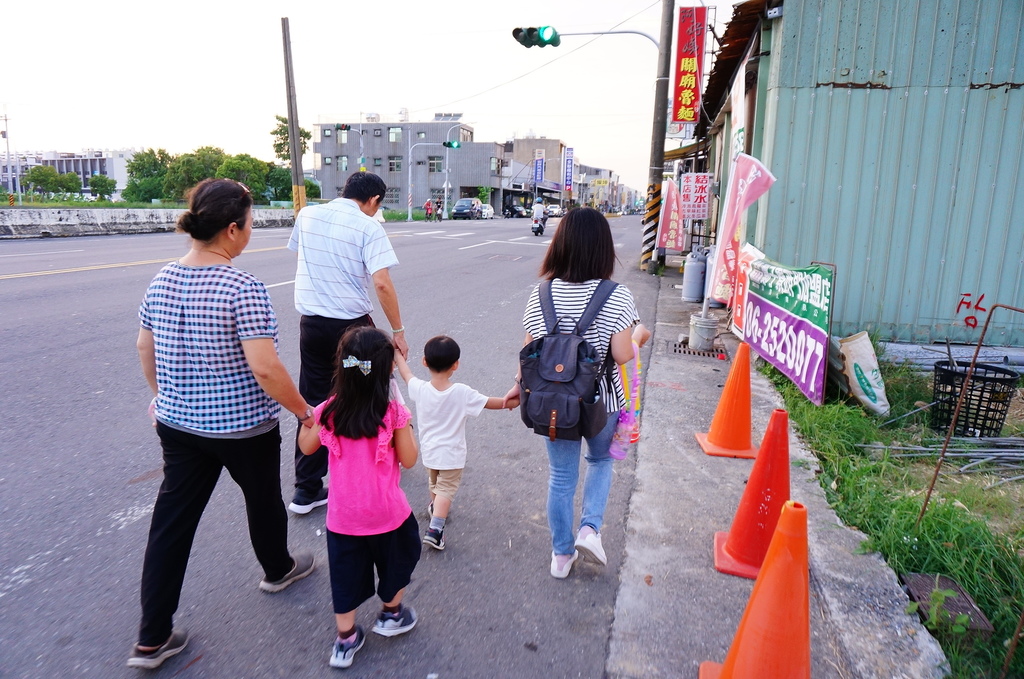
[756,0,1024,345]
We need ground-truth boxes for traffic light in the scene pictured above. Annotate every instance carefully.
[512,26,561,48]
[442,140,461,148]
[335,123,350,131]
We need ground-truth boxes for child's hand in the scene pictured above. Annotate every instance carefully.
[502,383,521,410]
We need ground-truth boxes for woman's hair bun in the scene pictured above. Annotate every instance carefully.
[177,211,198,235]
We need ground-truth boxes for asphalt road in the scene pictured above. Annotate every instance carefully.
[0,215,660,678]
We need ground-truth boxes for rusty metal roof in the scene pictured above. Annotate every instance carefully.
[699,0,774,135]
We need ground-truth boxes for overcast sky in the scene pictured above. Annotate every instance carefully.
[4,0,721,190]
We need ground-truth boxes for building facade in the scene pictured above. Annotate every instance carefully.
[312,114,504,215]
[2,149,132,199]
[700,0,1024,346]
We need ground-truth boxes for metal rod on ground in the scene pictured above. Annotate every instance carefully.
[879,401,938,427]
[281,18,306,217]
[639,0,674,273]
[916,303,1024,528]
[999,604,1024,679]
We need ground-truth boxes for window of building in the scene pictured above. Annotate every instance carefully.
[428,156,443,173]
[388,156,402,172]
[339,156,348,171]
[490,157,499,173]
[388,127,402,143]
[373,157,382,167]
[384,187,400,205]
[417,131,426,139]
[373,129,382,137]
[340,130,348,144]
[324,128,332,137]
[325,156,332,165]
[430,188,446,202]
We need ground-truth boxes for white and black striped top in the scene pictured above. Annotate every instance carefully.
[523,278,640,413]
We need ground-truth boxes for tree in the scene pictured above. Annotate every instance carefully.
[477,186,491,203]
[216,154,269,203]
[89,174,117,201]
[271,115,311,164]
[266,166,292,201]
[304,178,321,200]
[59,172,82,197]
[123,148,173,202]
[24,165,61,198]
[163,146,228,200]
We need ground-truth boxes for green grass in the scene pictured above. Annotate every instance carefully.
[763,360,1024,678]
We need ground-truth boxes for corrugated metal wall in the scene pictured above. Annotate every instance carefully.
[757,0,1024,345]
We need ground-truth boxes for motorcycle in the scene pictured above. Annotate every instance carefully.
[531,214,546,236]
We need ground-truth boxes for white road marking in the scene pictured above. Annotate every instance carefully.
[0,249,84,258]
[509,237,527,241]
[414,230,445,235]
[446,233,475,237]
[266,280,295,289]
[458,241,497,250]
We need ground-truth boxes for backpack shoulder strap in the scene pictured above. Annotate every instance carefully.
[538,280,557,334]
[576,279,617,335]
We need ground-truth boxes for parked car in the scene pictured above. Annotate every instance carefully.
[504,205,528,218]
[451,197,483,220]
[480,204,495,219]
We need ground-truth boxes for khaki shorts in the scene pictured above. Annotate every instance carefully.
[427,468,463,501]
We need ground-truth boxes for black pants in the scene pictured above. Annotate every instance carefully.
[137,423,292,647]
[293,313,372,497]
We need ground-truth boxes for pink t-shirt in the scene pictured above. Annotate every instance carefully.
[315,399,413,536]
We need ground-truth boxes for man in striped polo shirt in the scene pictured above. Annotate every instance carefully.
[287,172,408,514]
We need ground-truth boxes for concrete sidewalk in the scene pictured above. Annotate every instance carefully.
[606,267,949,678]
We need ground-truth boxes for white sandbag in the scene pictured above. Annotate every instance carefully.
[839,331,890,415]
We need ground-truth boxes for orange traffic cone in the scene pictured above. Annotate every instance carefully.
[700,501,810,679]
[713,409,791,579]
[696,343,757,458]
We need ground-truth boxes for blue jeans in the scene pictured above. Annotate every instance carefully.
[545,415,618,556]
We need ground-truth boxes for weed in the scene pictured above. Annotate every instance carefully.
[763,359,1024,678]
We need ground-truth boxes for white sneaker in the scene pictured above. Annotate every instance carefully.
[550,550,578,579]
[575,531,607,566]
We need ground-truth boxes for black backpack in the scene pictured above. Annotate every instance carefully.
[519,279,616,441]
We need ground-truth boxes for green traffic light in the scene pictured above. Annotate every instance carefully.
[443,141,461,148]
[512,26,560,48]
[538,26,560,46]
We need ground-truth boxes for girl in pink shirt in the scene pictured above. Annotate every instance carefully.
[298,326,420,670]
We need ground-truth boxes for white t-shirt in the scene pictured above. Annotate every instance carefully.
[407,377,488,470]
[287,198,399,319]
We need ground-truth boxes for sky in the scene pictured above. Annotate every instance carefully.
[3,0,723,191]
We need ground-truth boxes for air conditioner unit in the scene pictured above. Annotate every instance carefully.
[512,183,525,190]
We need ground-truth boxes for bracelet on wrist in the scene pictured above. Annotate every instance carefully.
[391,326,405,334]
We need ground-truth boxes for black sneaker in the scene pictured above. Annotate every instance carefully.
[288,487,328,515]
[329,626,365,669]
[423,528,445,551]
[259,551,315,592]
[126,628,188,669]
[373,604,417,637]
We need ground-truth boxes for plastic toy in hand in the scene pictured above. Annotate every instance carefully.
[610,409,636,459]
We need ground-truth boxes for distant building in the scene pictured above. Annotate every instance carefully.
[1,149,133,199]
[312,114,504,215]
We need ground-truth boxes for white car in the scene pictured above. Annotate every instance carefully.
[546,205,564,217]
[480,204,495,219]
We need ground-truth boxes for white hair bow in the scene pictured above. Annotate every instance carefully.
[341,355,372,376]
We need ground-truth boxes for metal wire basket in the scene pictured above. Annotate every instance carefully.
[930,360,1020,437]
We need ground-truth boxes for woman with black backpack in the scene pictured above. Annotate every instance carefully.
[504,208,650,579]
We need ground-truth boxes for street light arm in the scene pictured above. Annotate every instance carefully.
[558,30,659,50]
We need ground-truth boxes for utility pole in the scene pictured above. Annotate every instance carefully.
[640,0,675,273]
[281,18,306,217]
[1,114,12,196]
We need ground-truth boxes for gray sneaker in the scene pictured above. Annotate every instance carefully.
[329,626,365,669]
[259,551,314,592]
[126,628,188,669]
[373,604,417,637]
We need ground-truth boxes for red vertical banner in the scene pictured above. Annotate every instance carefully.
[673,7,707,125]
[656,180,685,250]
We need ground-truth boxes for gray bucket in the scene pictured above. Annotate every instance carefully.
[689,313,719,352]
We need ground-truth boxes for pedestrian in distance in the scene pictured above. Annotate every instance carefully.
[393,335,508,550]
[435,197,443,221]
[297,326,421,670]
[504,207,651,579]
[287,171,408,516]
[423,199,433,222]
[130,178,316,670]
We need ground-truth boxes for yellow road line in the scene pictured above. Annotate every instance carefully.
[0,246,287,280]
